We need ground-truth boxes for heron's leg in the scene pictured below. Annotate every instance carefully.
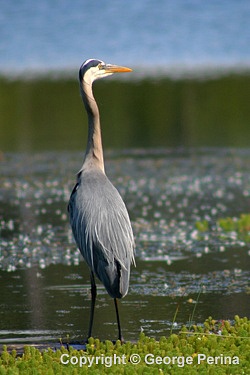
[88,271,96,339]
[114,298,123,342]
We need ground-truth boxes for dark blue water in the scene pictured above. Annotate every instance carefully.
[1,1,250,77]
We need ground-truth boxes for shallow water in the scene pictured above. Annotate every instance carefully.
[0,148,249,343]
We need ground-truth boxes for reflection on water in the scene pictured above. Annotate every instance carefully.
[1,75,250,151]
[0,148,250,343]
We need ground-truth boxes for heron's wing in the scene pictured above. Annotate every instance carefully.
[68,170,135,297]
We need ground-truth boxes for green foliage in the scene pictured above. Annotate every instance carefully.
[218,213,250,234]
[196,213,250,243]
[195,220,209,232]
[217,217,236,232]
[1,316,249,374]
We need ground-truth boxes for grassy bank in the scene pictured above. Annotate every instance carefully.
[1,316,249,374]
[1,73,250,151]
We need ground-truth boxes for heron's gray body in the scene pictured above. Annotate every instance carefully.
[69,167,134,299]
[68,58,134,340]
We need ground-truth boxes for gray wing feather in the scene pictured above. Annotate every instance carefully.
[68,169,135,298]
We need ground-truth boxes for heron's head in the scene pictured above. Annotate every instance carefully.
[79,59,132,84]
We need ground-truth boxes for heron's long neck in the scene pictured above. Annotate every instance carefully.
[80,79,105,173]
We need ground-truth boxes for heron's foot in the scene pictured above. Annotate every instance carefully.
[119,336,125,344]
[111,337,125,345]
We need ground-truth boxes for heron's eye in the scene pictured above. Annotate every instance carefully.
[98,63,104,70]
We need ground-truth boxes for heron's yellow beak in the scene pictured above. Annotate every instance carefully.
[104,64,132,73]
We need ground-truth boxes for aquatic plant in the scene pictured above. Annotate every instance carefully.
[196,213,250,243]
[1,316,249,374]
[218,214,250,234]
[195,220,209,232]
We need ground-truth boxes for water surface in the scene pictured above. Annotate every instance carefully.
[1,75,250,151]
[1,148,249,343]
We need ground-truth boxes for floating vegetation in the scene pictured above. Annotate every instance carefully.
[196,214,250,243]
[195,220,209,233]
[1,316,249,374]
[218,214,250,236]
[1,149,250,271]
[1,149,250,342]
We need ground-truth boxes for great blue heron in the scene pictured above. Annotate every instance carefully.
[68,59,135,342]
